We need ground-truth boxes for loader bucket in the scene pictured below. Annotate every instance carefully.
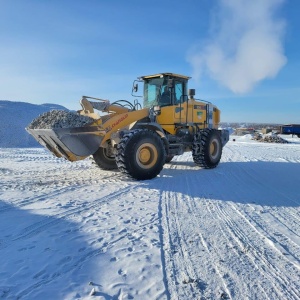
[26,125,105,161]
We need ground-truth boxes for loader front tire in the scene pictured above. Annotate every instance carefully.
[93,143,117,170]
[116,129,166,180]
[192,129,222,169]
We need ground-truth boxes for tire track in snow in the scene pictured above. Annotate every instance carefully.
[242,205,300,264]
[186,197,252,300]
[160,189,205,299]
[158,160,200,299]
[221,145,300,245]
[266,207,300,235]
[0,148,50,160]
[182,176,299,299]
[207,149,300,299]
[159,150,300,300]
[159,159,231,300]
[0,185,81,213]
[16,186,131,239]
[209,200,300,299]
[0,185,133,248]
[0,173,118,213]
[197,156,299,299]
[220,151,300,257]
[181,176,236,300]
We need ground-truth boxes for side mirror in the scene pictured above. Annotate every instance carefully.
[131,79,143,97]
[132,83,138,93]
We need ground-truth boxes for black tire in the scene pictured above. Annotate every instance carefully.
[93,142,117,170]
[192,129,222,169]
[165,155,174,163]
[116,129,166,180]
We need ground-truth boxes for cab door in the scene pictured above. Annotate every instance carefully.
[156,79,188,134]
[174,81,188,123]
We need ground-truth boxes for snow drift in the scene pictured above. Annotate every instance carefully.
[0,100,68,147]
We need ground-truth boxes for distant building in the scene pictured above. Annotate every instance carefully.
[234,128,255,136]
[261,128,272,134]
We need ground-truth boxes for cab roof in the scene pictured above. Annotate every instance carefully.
[139,73,191,80]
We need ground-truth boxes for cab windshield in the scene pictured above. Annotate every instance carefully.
[143,77,186,108]
[143,77,166,108]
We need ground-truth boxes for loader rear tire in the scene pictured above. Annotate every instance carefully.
[192,129,222,169]
[93,143,117,170]
[116,129,166,180]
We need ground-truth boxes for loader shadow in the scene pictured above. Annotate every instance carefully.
[150,160,300,207]
[0,202,110,300]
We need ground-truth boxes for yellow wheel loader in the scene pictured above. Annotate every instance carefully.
[26,73,229,180]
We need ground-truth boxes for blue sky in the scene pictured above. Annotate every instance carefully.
[0,0,299,123]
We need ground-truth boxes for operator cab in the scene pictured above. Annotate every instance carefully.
[138,73,190,108]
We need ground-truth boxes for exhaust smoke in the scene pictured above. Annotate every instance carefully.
[187,0,287,94]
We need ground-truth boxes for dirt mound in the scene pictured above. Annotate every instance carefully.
[252,133,289,144]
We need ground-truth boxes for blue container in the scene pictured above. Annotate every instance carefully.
[281,124,300,135]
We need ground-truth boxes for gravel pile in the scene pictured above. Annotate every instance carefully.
[27,110,94,129]
[252,133,289,144]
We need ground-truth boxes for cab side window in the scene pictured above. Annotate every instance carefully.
[174,82,185,104]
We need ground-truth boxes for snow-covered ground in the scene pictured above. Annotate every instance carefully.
[0,135,300,300]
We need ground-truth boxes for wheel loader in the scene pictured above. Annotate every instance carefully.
[26,73,229,180]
